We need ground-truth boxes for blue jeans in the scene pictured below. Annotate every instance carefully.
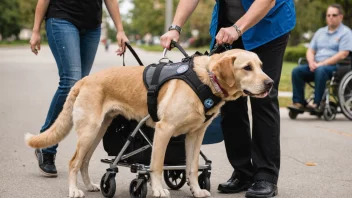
[41,18,101,154]
[292,64,337,106]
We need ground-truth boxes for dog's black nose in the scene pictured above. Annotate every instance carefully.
[264,79,274,90]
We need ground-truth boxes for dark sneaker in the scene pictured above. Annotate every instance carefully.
[35,149,57,177]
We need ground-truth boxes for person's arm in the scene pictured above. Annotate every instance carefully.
[305,29,322,71]
[104,0,129,55]
[160,0,200,49]
[216,0,275,45]
[29,0,50,55]
[317,51,349,66]
[306,48,316,64]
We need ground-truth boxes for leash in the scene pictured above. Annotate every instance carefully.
[122,42,144,66]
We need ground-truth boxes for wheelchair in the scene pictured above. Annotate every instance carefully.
[288,55,352,121]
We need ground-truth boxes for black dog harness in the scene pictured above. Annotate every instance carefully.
[122,42,227,123]
[143,50,222,123]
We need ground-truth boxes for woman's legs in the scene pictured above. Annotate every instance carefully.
[40,18,83,154]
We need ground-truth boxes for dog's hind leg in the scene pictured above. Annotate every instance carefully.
[186,128,211,198]
[80,117,113,192]
[68,121,102,198]
[150,122,174,198]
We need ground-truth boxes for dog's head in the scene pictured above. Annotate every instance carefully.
[209,49,273,100]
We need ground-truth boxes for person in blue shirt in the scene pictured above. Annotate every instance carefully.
[290,4,352,112]
[161,0,295,197]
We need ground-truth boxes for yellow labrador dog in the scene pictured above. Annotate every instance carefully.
[25,49,273,198]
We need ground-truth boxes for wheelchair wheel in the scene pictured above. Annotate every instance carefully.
[164,170,187,190]
[323,102,337,121]
[288,110,298,119]
[129,178,148,198]
[100,173,116,198]
[338,71,352,120]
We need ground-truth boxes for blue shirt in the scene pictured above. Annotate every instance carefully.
[209,0,296,50]
[309,24,352,62]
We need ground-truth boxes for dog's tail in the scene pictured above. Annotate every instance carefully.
[24,79,84,148]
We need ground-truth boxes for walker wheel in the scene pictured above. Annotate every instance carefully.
[164,170,187,190]
[198,172,211,191]
[129,178,148,198]
[100,173,116,198]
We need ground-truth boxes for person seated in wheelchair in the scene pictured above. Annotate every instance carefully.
[289,4,352,112]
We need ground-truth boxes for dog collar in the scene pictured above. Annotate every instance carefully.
[208,72,229,97]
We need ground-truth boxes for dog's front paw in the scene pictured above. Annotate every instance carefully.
[192,188,211,198]
[87,183,100,192]
[69,187,85,198]
[152,188,170,198]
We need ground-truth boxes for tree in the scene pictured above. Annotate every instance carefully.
[129,0,166,36]
[290,0,352,46]
[18,0,37,29]
[127,0,214,46]
[0,0,21,39]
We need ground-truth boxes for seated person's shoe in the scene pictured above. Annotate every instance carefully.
[288,103,304,111]
[218,176,252,193]
[245,180,278,198]
[35,149,58,177]
[305,104,322,114]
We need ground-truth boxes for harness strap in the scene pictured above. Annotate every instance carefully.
[123,42,144,66]
[147,63,167,122]
[184,68,221,122]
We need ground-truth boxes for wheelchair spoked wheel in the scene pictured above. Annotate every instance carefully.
[338,71,352,120]
[100,173,116,198]
[323,102,337,121]
[164,170,187,190]
[129,177,148,198]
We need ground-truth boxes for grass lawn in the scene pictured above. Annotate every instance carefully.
[280,61,296,92]
[0,40,48,47]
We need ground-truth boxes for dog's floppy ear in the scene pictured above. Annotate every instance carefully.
[211,55,236,87]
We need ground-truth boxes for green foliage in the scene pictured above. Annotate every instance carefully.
[0,0,21,38]
[0,0,38,39]
[127,0,213,46]
[129,0,166,36]
[184,0,214,47]
[290,0,352,46]
[284,45,307,62]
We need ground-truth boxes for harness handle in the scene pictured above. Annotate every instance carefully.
[209,43,232,56]
[123,42,144,66]
[171,40,189,58]
[163,40,190,59]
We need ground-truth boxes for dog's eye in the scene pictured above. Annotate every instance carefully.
[243,65,252,71]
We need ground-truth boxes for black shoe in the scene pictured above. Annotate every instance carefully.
[245,180,278,198]
[218,176,252,193]
[35,149,58,177]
